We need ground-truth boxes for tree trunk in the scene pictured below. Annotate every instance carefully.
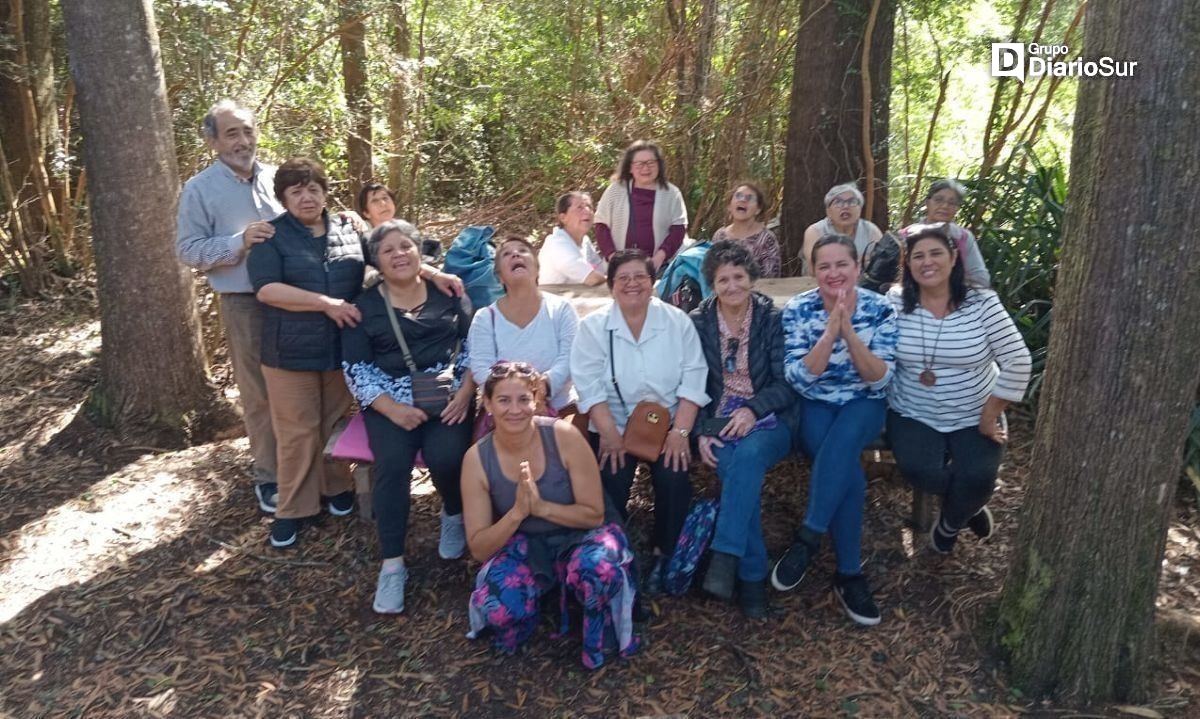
[996,0,1200,702]
[339,0,372,202]
[387,0,413,214]
[779,0,894,273]
[62,0,232,445]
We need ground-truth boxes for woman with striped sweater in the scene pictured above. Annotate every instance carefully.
[884,226,1031,554]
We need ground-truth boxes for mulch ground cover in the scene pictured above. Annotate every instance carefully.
[1,293,1197,718]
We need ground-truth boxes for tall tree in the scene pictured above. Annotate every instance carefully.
[779,0,895,272]
[386,0,414,214]
[996,0,1200,702]
[339,0,372,200]
[62,0,232,444]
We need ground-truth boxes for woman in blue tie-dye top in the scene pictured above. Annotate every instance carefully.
[771,234,898,627]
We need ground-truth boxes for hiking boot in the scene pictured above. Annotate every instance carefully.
[269,517,300,548]
[702,551,738,602]
[833,573,881,627]
[373,565,408,614]
[325,490,355,517]
[737,579,771,619]
[254,482,278,514]
[966,506,994,539]
[438,509,466,559]
[930,517,959,554]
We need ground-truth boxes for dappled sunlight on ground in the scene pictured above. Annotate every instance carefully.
[0,449,209,622]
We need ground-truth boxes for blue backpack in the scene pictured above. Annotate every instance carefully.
[656,241,712,313]
[663,498,719,596]
[443,225,504,312]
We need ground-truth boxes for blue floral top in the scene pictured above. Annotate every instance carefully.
[781,288,898,404]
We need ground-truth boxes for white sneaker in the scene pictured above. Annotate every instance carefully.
[438,509,466,559]
[373,565,408,614]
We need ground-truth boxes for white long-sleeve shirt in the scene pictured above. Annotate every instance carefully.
[571,297,710,433]
[537,226,606,285]
[468,292,579,410]
[886,286,1031,432]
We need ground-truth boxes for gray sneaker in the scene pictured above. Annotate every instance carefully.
[373,565,408,614]
[438,510,466,560]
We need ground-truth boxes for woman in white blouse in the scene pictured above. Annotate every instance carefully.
[570,249,709,594]
[469,237,579,413]
[884,225,1031,555]
[538,191,606,286]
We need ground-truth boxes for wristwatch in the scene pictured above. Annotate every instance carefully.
[673,427,691,438]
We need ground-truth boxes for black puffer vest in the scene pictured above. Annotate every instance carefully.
[255,211,366,371]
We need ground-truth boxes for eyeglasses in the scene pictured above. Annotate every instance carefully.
[614,272,652,285]
[828,197,862,208]
[724,338,739,373]
[928,196,962,208]
[732,191,757,202]
[631,160,657,170]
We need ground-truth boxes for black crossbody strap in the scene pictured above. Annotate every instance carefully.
[608,329,628,413]
[380,284,420,374]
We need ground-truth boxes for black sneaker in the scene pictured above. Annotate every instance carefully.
[966,506,994,539]
[642,556,668,597]
[770,541,812,592]
[930,518,959,554]
[702,551,738,601]
[254,482,278,514]
[325,491,355,517]
[270,517,300,548]
[833,573,881,626]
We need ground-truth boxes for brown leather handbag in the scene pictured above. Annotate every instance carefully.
[609,330,670,462]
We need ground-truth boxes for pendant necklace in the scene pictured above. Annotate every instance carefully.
[918,304,946,387]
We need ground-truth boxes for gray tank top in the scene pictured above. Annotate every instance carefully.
[479,417,575,534]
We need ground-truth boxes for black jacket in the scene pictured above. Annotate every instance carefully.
[689,290,799,432]
[248,210,366,371]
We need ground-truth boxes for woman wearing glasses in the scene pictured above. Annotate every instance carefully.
[689,240,797,617]
[710,182,781,278]
[462,362,638,668]
[570,249,710,594]
[800,183,883,276]
[897,179,990,288]
[594,141,689,274]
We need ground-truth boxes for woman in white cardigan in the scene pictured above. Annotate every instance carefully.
[594,141,688,274]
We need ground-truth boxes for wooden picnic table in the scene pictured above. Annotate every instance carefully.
[540,276,818,316]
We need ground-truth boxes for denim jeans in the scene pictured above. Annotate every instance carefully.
[709,422,793,581]
[886,410,1004,529]
[798,397,886,575]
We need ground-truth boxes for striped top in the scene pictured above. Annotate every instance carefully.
[885,286,1031,432]
[781,287,898,404]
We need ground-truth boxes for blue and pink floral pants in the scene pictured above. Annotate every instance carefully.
[466,522,639,668]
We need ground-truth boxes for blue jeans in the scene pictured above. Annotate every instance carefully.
[710,422,793,581]
[798,397,886,575]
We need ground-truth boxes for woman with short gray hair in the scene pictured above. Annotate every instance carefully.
[896,179,991,288]
[801,182,884,276]
[342,219,476,615]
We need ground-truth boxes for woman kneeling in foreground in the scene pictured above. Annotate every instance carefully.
[463,362,639,668]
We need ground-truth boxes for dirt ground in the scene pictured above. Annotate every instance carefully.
[1,293,1197,719]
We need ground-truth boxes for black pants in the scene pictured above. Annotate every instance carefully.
[364,407,473,558]
[589,432,692,554]
[886,410,1004,529]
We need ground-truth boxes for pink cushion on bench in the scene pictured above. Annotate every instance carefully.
[330,413,425,468]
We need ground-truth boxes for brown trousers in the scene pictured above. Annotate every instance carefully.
[261,366,354,518]
[218,293,276,484]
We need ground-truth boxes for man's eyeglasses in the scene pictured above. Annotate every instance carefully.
[724,338,739,373]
